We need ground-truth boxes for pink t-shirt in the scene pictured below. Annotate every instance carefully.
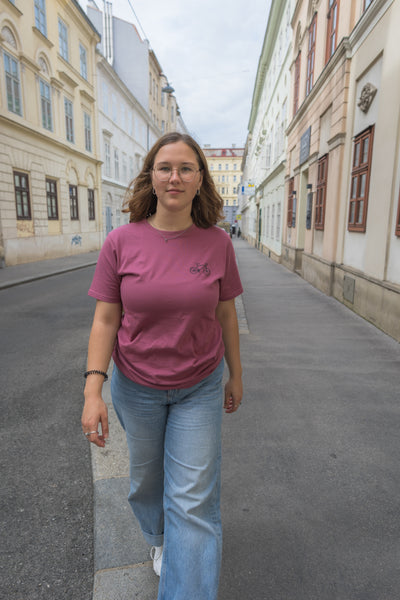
[88,220,243,389]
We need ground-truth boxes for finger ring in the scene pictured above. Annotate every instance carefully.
[84,431,98,437]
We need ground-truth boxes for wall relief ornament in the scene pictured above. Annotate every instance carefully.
[1,26,17,48]
[357,83,377,113]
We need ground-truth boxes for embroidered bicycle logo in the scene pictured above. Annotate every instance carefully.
[190,262,210,276]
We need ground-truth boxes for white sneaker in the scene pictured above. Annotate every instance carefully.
[150,545,163,577]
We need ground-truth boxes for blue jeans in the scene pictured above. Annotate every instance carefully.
[111,359,225,600]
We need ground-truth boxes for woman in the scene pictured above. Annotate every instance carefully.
[81,132,243,600]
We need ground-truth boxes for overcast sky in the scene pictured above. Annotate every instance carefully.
[79,0,272,148]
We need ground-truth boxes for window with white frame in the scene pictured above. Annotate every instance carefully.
[40,79,52,130]
[84,112,92,152]
[102,81,109,114]
[34,0,47,37]
[58,18,68,61]
[80,44,87,80]
[122,153,127,182]
[114,148,119,180]
[104,140,111,176]
[3,52,22,115]
[276,203,281,241]
[64,98,74,142]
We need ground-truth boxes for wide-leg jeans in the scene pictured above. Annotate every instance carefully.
[111,359,225,600]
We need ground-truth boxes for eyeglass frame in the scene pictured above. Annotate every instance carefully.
[152,164,203,183]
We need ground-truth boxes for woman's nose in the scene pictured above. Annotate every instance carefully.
[169,168,181,181]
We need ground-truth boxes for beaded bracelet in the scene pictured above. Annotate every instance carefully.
[84,369,109,381]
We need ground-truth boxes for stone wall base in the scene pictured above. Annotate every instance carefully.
[301,252,400,343]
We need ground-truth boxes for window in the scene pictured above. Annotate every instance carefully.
[222,187,225,194]
[293,52,301,115]
[210,164,214,171]
[105,141,111,177]
[218,164,222,170]
[276,203,281,240]
[287,177,294,227]
[46,178,58,220]
[396,187,400,237]
[34,0,47,37]
[64,98,74,142]
[122,153,127,182]
[112,94,117,122]
[69,185,79,220]
[348,126,374,232]
[88,189,95,220]
[161,120,165,134]
[171,106,174,122]
[14,172,31,219]
[40,79,52,130]
[306,14,317,96]
[3,52,22,115]
[102,82,109,114]
[326,0,339,63]
[114,148,119,180]
[315,154,329,230]
[84,112,92,152]
[80,44,87,80]
[58,18,68,61]
[234,164,237,170]
[225,164,229,170]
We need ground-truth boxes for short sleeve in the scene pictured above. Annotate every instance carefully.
[88,234,121,303]
[219,239,243,301]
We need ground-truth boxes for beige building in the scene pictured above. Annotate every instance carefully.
[284,0,400,341]
[149,49,179,136]
[203,146,244,226]
[0,0,102,266]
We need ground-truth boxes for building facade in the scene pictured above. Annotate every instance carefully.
[87,1,188,239]
[96,53,158,237]
[240,0,294,261]
[0,0,102,265]
[203,146,244,226]
[284,0,400,340]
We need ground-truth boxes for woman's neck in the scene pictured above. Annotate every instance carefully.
[147,212,193,231]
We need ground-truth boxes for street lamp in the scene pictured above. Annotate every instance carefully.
[162,82,175,94]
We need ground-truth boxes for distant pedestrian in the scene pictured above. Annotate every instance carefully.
[81,132,243,600]
[232,224,236,237]
[238,227,241,238]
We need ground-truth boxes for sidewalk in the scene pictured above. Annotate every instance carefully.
[0,250,99,289]
[90,238,400,600]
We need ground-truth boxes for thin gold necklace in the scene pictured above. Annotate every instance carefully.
[147,221,193,242]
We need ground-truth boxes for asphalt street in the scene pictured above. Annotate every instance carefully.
[1,240,400,600]
[0,264,97,600]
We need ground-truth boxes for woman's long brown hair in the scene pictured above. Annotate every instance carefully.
[122,132,225,228]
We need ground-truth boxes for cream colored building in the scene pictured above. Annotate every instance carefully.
[0,0,102,265]
[149,50,180,136]
[284,0,400,340]
[203,146,244,226]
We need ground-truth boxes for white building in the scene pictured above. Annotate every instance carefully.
[96,53,158,236]
[240,0,294,262]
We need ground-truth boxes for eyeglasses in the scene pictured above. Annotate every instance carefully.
[153,165,201,182]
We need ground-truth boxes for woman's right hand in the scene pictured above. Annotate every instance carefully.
[81,394,109,448]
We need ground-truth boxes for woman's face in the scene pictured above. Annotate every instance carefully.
[151,141,203,220]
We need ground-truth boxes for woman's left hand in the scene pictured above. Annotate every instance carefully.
[223,376,243,413]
